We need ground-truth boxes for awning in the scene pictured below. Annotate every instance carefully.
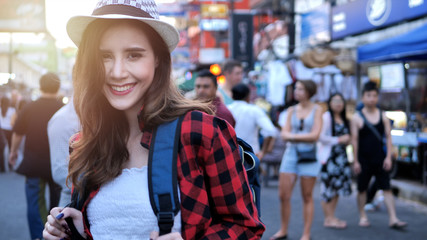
[357,23,427,62]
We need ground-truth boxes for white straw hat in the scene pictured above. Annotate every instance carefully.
[66,0,179,52]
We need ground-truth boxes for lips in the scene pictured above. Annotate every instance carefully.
[109,83,136,95]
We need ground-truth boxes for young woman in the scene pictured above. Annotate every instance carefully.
[318,93,352,229]
[272,80,322,240]
[42,1,264,239]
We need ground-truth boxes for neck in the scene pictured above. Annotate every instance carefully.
[299,99,311,108]
[126,108,141,133]
[333,112,342,120]
[364,105,377,112]
[223,81,233,90]
[41,92,57,99]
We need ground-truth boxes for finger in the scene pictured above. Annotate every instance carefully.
[44,221,69,239]
[47,215,66,232]
[60,207,83,221]
[50,207,63,217]
[43,228,57,239]
[150,231,159,240]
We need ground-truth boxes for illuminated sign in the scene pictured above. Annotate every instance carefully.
[201,4,228,18]
[332,0,427,40]
[199,19,228,31]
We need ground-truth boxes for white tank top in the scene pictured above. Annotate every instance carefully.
[87,166,181,239]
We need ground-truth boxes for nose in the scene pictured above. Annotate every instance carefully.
[111,58,128,80]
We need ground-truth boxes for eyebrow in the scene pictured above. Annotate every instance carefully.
[99,47,147,52]
[124,47,146,52]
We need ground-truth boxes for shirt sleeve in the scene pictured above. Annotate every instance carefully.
[254,107,278,138]
[319,112,339,145]
[12,105,29,135]
[48,105,79,207]
[179,111,265,239]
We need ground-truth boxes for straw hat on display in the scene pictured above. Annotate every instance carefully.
[334,48,356,75]
[66,0,180,52]
[300,47,336,68]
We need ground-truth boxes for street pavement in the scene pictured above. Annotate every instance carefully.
[1,171,427,240]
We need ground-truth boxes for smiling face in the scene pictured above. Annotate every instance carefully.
[100,21,157,114]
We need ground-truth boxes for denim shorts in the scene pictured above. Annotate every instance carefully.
[279,146,321,177]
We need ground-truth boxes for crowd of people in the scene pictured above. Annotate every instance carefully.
[0,0,408,240]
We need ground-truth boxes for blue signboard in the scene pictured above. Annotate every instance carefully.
[332,0,427,40]
[301,3,331,46]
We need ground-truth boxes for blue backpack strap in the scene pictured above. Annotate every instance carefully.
[148,116,183,236]
[236,137,261,216]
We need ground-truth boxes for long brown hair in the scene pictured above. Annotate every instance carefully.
[68,19,212,195]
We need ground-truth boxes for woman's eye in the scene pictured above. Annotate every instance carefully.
[102,53,113,60]
[128,52,142,60]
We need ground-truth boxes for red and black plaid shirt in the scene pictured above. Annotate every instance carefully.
[78,111,265,239]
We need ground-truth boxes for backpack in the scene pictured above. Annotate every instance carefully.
[148,116,261,235]
[67,115,261,238]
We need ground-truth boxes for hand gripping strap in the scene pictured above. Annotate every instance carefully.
[148,116,183,236]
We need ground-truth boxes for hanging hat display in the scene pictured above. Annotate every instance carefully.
[300,47,336,68]
[334,48,356,75]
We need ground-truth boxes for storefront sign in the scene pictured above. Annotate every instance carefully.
[332,0,427,40]
[201,4,229,18]
[300,3,331,46]
[199,48,225,64]
[0,0,46,32]
[231,13,254,70]
[200,19,229,31]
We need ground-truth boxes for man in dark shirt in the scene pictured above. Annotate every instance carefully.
[351,81,407,230]
[194,69,236,127]
[9,73,64,240]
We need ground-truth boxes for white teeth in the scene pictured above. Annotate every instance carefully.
[111,84,133,92]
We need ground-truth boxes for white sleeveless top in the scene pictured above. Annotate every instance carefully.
[87,166,181,239]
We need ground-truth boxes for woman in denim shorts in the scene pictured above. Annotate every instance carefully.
[271,80,322,240]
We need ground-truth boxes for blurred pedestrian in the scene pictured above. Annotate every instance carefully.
[318,93,352,229]
[43,1,264,239]
[0,96,15,147]
[10,99,28,127]
[0,124,7,173]
[9,72,63,240]
[272,80,322,240]
[194,69,235,127]
[229,83,277,160]
[218,59,244,105]
[351,81,407,229]
[9,99,28,171]
[48,97,80,207]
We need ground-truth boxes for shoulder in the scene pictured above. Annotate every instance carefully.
[351,111,363,125]
[313,103,322,112]
[183,110,232,132]
[181,111,236,144]
[381,110,388,119]
[322,111,331,121]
